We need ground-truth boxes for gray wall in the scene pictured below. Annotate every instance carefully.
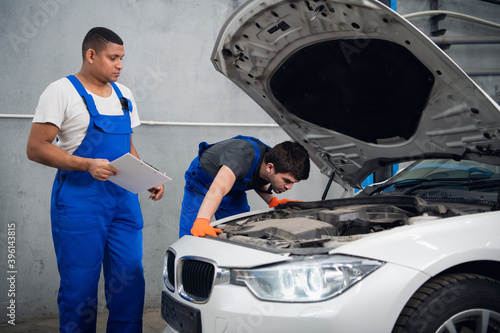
[397,0,500,101]
[1,0,499,324]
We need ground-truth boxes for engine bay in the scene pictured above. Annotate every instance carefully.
[217,195,492,252]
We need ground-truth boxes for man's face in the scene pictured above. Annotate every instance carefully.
[267,168,299,194]
[92,42,124,83]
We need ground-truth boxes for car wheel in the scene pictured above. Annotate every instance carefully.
[392,273,500,333]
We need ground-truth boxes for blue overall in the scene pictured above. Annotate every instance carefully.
[50,75,145,333]
[179,136,269,237]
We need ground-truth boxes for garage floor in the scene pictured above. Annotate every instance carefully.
[0,307,166,333]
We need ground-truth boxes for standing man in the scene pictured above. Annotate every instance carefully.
[180,136,310,238]
[26,27,164,333]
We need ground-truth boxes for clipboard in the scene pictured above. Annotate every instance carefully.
[108,153,172,194]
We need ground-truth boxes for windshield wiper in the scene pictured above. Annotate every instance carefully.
[402,177,500,195]
[367,176,500,198]
[369,178,433,195]
[402,179,477,195]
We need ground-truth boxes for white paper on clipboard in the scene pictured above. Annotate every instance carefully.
[108,153,172,194]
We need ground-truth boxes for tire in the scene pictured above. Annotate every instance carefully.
[392,273,500,333]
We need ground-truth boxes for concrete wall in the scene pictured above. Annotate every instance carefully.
[0,0,499,324]
[397,0,500,101]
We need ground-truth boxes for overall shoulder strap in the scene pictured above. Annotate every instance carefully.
[66,75,99,116]
[110,82,133,113]
[232,135,270,149]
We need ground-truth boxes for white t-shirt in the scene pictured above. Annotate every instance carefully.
[33,77,141,154]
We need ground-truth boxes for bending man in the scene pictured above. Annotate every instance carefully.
[179,135,310,238]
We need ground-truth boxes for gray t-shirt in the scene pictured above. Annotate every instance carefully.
[199,138,270,189]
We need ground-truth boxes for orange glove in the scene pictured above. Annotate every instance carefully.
[191,218,222,237]
[268,197,301,208]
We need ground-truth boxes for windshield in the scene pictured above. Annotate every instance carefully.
[370,159,500,197]
[393,159,500,182]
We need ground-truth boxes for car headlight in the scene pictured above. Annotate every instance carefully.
[231,254,384,302]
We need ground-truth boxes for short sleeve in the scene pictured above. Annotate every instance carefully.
[219,143,255,180]
[32,81,68,128]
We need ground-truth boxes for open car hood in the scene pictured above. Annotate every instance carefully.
[211,0,500,188]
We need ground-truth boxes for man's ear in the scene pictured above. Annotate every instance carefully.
[266,162,275,173]
[85,48,96,64]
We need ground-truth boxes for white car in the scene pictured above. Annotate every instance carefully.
[161,1,500,332]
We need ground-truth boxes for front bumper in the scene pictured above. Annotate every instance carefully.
[161,262,429,333]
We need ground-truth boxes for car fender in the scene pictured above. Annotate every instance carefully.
[329,210,500,276]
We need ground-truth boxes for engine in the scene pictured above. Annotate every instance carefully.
[216,195,479,251]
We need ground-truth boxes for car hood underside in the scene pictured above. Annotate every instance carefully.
[212,0,500,188]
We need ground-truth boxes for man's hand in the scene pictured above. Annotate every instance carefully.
[268,197,301,208]
[191,218,222,237]
[87,159,119,181]
[148,184,164,201]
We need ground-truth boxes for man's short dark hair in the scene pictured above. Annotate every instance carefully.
[82,27,123,59]
[264,141,310,180]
